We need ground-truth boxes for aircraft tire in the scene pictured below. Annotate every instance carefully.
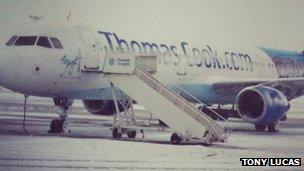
[48,119,63,133]
[255,124,267,132]
[268,121,279,133]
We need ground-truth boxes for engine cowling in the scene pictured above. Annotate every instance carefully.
[236,86,290,125]
[82,100,124,115]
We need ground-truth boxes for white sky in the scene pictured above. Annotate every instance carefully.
[0,0,303,51]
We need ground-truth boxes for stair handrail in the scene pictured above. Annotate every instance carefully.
[134,56,233,137]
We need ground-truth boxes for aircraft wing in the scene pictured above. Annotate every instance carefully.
[213,78,304,101]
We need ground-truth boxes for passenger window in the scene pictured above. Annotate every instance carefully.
[50,37,63,49]
[14,36,37,46]
[37,36,52,48]
[5,36,18,46]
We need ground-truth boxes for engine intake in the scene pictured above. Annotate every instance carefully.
[236,86,289,125]
[82,100,124,115]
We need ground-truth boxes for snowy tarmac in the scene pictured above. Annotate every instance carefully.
[0,93,303,170]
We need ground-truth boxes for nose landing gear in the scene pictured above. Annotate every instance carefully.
[48,98,73,133]
[49,119,64,133]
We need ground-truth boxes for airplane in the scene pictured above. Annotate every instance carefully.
[0,24,302,135]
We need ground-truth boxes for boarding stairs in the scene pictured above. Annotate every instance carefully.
[100,52,230,144]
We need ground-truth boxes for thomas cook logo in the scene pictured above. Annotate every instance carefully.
[109,58,115,65]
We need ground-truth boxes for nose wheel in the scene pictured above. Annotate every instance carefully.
[48,98,73,134]
[48,119,63,133]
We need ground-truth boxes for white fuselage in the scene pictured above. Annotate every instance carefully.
[0,25,278,103]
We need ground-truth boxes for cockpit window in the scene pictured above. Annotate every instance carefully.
[37,36,52,48]
[50,37,63,49]
[6,36,18,46]
[14,36,37,46]
[7,35,62,49]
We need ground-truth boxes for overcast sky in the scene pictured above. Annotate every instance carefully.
[0,0,303,51]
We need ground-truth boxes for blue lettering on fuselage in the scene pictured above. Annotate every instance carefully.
[97,31,254,74]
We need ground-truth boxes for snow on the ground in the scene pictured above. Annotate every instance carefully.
[0,91,303,170]
[0,132,302,171]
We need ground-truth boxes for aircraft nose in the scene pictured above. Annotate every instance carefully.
[0,46,24,91]
[0,46,19,79]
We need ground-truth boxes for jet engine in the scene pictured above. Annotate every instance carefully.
[236,86,289,125]
[82,100,124,115]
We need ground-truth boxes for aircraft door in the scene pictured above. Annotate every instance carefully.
[77,27,103,71]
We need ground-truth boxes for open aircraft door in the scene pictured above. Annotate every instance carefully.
[76,27,104,71]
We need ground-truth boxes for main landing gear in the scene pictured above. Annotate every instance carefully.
[48,98,74,133]
[255,120,279,132]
